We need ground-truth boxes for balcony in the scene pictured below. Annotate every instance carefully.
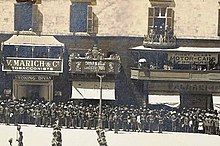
[130,67,220,82]
[69,46,121,75]
[143,34,177,49]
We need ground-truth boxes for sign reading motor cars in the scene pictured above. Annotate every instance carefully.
[2,57,63,73]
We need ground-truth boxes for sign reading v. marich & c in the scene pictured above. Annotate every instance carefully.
[2,57,63,73]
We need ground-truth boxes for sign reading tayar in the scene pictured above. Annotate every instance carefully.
[168,52,218,64]
[3,57,63,73]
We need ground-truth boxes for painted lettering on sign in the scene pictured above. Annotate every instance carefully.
[3,58,63,72]
[168,53,218,64]
[15,75,52,80]
[84,61,106,72]
[168,83,220,92]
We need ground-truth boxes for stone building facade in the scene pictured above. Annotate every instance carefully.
[0,0,220,106]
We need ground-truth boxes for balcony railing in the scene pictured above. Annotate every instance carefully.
[143,34,177,49]
[130,67,220,82]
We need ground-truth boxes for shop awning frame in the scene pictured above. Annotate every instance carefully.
[3,35,64,46]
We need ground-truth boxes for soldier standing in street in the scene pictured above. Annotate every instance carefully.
[96,128,108,146]
[35,106,42,127]
[79,107,85,129]
[64,106,71,128]
[42,105,49,127]
[71,108,78,129]
[14,105,20,126]
[0,102,4,123]
[52,126,62,146]
[108,111,114,131]
[50,105,57,127]
[86,109,93,130]
[4,105,11,125]
[113,111,119,134]
[158,114,164,133]
[148,111,154,133]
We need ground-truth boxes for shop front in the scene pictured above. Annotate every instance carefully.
[1,35,65,101]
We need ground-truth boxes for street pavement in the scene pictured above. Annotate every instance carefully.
[1,124,220,146]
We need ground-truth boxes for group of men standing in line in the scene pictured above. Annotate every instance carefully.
[0,98,219,135]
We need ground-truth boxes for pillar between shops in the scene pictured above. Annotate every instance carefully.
[143,81,149,107]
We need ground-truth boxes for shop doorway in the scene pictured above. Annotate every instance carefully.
[13,80,53,101]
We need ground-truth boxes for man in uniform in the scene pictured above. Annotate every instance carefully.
[96,128,108,146]
[35,106,42,127]
[121,109,128,131]
[86,108,93,130]
[71,107,78,129]
[113,111,119,134]
[14,105,20,126]
[171,112,177,132]
[158,114,164,133]
[0,102,4,123]
[108,111,114,131]
[42,105,49,127]
[4,104,11,125]
[50,105,57,127]
[148,111,154,133]
[52,126,62,146]
[64,106,71,128]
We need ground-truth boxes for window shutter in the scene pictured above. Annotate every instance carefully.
[218,9,220,36]
[166,8,174,30]
[87,6,93,33]
[148,7,155,33]
[32,4,38,31]
[87,6,98,34]
[93,13,98,34]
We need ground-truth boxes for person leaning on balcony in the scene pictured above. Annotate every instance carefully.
[149,28,155,42]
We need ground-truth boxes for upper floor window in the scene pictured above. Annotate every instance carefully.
[148,7,174,41]
[14,1,41,32]
[70,2,98,34]
[70,3,88,32]
[14,2,33,31]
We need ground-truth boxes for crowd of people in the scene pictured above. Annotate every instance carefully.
[0,98,219,136]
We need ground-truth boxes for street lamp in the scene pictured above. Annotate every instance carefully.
[97,73,105,129]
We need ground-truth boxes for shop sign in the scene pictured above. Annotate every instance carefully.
[168,83,220,92]
[3,57,63,73]
[168,52,218,64]
[14,75,52,81]
[148,82,220,93]
[84,61,106,72]
[70,59,119,74]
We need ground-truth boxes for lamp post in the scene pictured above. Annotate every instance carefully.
[97,73,105,129]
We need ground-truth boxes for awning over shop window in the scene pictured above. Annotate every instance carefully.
[72,87,115,100]
[71,81,115,100]
[149,94,180,107]
[3,35,64,46]
[213,96,220,111]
